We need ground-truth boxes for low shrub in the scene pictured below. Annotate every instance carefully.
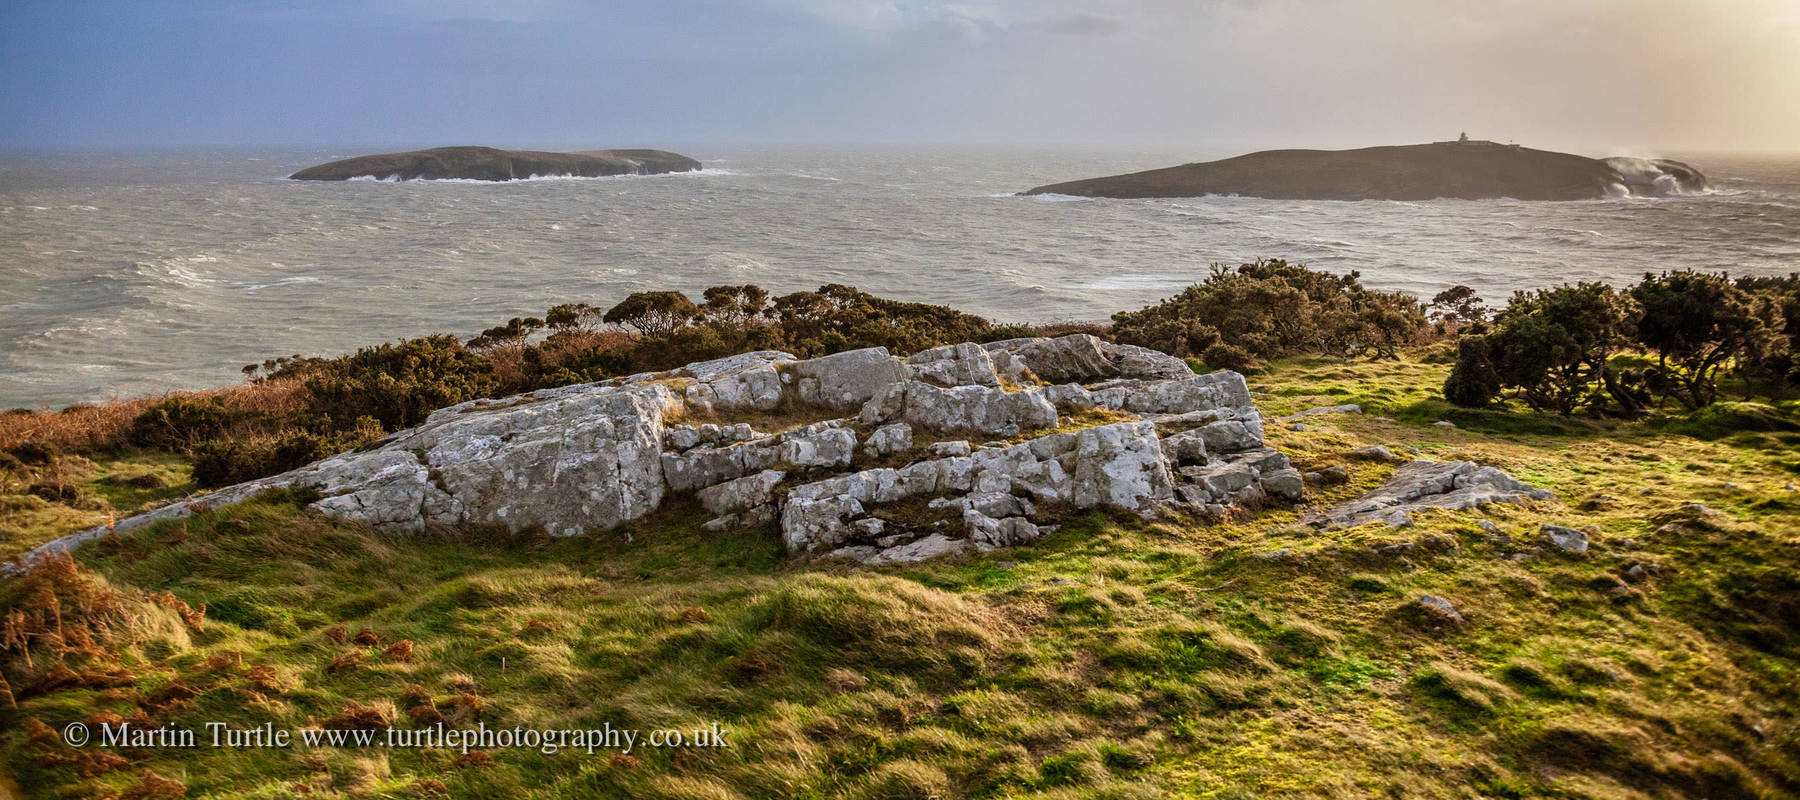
[129,396,241,450]
[298,335,499,430]
[1110,259,1429,362]
[1447,272,1799,415]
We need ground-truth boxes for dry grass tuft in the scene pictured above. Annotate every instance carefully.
[382,639,414,662]
[322,700,396,731]
[442,692,486,725]
[119,768,188,800]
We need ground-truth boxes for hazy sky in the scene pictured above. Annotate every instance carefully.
[3,0,1797,152]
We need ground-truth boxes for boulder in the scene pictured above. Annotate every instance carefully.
[779,420,1171,554]
[869,534,972,565]
[696,470,785,515]
[863,423,914,457]
[1283,404,1361,421]
[1305,460,1555,530]
[1415,595,1468,628]
[679,351,792,413]
[778,422,858,468]
[1353,445,1405,462]
[1542,524,1589,554]
[908,342,1001,387]
[928,440,973,457]
[787,347,911,410]
[983,333,1190,384]
[860,381,1057,437]
[19,383,679,563]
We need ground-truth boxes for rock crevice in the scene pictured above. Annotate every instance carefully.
[20,334,1312,568]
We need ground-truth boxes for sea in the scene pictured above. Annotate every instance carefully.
[2,145,1797,409]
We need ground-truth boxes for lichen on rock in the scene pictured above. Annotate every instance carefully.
[21,334,1320,569]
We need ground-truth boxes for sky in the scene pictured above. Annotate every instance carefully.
[2,0,1798,153]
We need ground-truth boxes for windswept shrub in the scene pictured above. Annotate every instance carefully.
[1733,274,1799,398]
[129,396,240,450]
[604,291,698,338]
[768,283,990,357]
[301,335,498,430]
[466,316,544,351]
[1110,259,1428,362]
[1445,282,1643,415]
[1629,271,1778,408]
[1429,284,1488,332]
[190,424,382,488]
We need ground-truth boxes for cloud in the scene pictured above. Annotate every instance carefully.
[766,0,1132,38]
[1026,13,1127,36]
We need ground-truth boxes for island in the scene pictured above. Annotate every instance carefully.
[289,146,702,181]
[1022,137,1708,201]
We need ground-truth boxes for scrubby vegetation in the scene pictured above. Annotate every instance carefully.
[1446,271,1799,416]
[3,345,1798,799]
[2,284,1025,494]
[1110,259,1430,370]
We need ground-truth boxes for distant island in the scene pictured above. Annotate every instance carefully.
[1023,138,1708,201]
[289,146,702,181]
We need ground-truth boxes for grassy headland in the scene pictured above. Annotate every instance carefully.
[2,266,1798,799]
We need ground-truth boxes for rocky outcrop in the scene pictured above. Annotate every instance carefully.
[1304,460,1554,529]
[1022,142,1708,201]
[16,334,1303,570]
[289,146,702,182]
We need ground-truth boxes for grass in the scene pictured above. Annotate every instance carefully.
[0,449,194,561]
[4,351,1799,799]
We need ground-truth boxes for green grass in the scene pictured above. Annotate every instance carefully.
[0,449,193,561]
[5,353,1799,799]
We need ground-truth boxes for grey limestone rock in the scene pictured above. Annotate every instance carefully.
[1305,460,1555,530]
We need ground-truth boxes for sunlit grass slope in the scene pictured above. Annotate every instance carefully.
[4,353,1797,799]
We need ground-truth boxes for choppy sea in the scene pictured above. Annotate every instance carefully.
[2,145,1796,408]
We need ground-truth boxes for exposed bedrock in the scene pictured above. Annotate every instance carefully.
[1304,459,1555,530]
[24,334,1330,568]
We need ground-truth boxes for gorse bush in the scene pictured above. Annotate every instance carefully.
[285,334,499,430]
[1446,271,1799,415]
[128,397,241,450]
[1629,271,1781,408]
[1109,260,1429,370]
[190,422,384,488]
[486,283,995,389]
[1445,282,1643,415]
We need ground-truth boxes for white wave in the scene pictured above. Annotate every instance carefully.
[701,252,769,271]
[1027,193,1092,203]
[241,276,321,292]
